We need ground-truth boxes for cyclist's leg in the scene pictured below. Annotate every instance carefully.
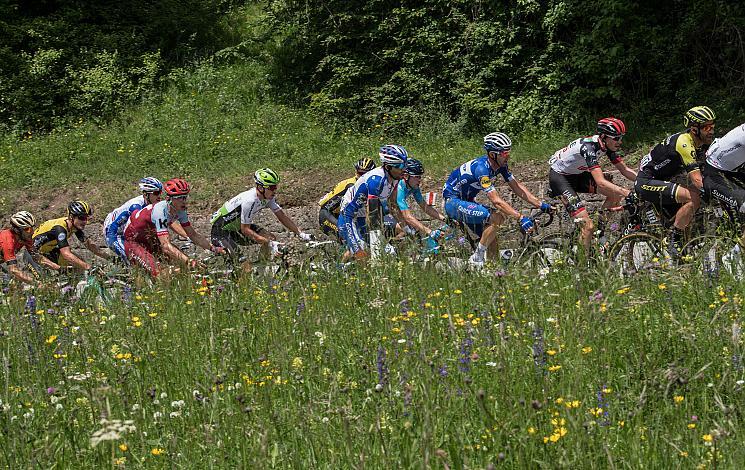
[337,214,366,260]
[445,197,491,261]
[124,240,160,277]
[550,170,592,251]
[704,165,745,242]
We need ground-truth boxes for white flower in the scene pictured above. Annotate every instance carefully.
[153,411,163,420]
[321,417,329,423]
[55,404,64,411]
[486,362,497,367]
[171,400,185,409]
[160,392,168,399]
[169,411,181,419]
[736,380,745,386]
[397,339,406,344]
[89,419,136,447]
[131,404,140,411]
[152,399,160,406]
[315,331,325,345]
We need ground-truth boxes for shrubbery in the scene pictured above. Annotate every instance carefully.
[266,0,745,135]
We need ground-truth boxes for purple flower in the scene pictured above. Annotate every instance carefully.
[376,346,388,386]
[47,387,56,395]
[589,290,603,302]
[459,337,473,373]
[25,295,36,313]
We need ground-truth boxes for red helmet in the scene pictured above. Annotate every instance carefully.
[597,117,626,138]
[165,178,190,197]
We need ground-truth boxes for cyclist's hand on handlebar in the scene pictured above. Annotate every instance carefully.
[519,216,535,233]
[210,245,226,255]
[540,201,554,214]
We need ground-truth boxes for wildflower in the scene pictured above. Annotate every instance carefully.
[548,365,561,372]
[45,335,57,344]
[679,451,688,457]
[453,289,463,295]
[528,427,536,435]
[151,448,165,456]
[291,357,303,370]
[547,349,557,356]
[702,434,713,443]
[89,419,136,447]
[688,423,696,429]
[673,395,684,404]
[119,444,128,452]
[114,457,126,465]
[658,283,667,290]
[581,346,592,354]
[616,287,630,295]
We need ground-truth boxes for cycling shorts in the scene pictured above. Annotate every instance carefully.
[444,198,491,238]
[124,240,161,277]
[210,224,263,258]
[548,169,597,216]
[703,162,745,213]
[318,208,340,239]
[635,175,682,217]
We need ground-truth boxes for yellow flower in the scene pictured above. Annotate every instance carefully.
[581,346,592,354]
[554,397,564,405]
[45,335,57,344]
[148,312,158,318]
[440,314,449,319]
[548,365,561,372]
[528,427,536,435]
[602,387,612,394]
[658,283,667,290]
[616,287,630,295]
[151,448,165,456]
[547,349,557,356]
[549,433,561,442]
[291,357,303,370]
[114,457,126,465]
[453,289,463,295]
[673,395,684,404]
[186,300,193,305]
[679,451,688,457]
[702,434,713,442]
[119,443,128,452]
[687,423,696,429]
[391,327,401,333]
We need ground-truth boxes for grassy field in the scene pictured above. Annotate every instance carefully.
[1,263,743,468]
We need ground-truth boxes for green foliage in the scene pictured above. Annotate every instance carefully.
[1,265,744,466]
[0,0,248,134]
[267,0,745,134]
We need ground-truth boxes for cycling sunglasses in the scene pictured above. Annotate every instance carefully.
[76,215,90,221]
[147,190,163,196]
[387,162,406,170]
[170,195,189,201]
[262,185,278,191]
[700,123,715,132]
[608,134,624,142]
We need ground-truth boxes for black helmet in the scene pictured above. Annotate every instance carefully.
[67,200,93,218]
[405,158,424,176]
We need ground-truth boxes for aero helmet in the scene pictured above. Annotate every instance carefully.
[254,168,280,187]
[139,177,163,194]
[597,117,626,138]
[10,211,35,230]
[379,145,409,167]
[164,178,190,197]
[483,132,512,153]
[683,106,716,128]
[68,200,92,218]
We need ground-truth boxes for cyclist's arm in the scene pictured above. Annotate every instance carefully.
[84,239,111,259]
[613,160,637,182]
[157,232,190,264]
[589,167,629,198]
[240,224,271,245]
[170,221,189,238]
[59,246,91,270]
[507,179,542,208]
[33,251,60,270]
[274,209,301,236]
[486,190,521,220]
[8,264,37,286]
[182,224,213,251]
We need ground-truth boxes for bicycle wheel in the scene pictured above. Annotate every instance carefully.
[682,235,744,278]
[608,232,665,275]
[514,235,574,270]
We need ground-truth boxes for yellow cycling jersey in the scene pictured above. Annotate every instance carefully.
[639,132,701,180]
[32,217,86,255]
[318,177,357,217]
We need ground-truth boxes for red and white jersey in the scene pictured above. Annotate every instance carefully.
[123,201,190,249]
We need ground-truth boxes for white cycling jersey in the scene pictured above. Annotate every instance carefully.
[339,167,396,219]
[549,136,622,175]
[103,195,146,233]
[706,122,745,172]
[210,188,281,231]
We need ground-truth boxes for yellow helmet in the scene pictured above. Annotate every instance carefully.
[683,106,716,128]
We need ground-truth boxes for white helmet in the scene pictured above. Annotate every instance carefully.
[10,211,35,230]
[484,132,512,153]
[379,144,409,167]
[139,177,163,194]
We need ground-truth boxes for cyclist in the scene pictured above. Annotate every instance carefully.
[104,177,171,263]
[393,158,447,243]
[318,158,377,240]
[444,132,552,267]
[338,145,408,260]
[33,201,110,270]
[123,178,223,277]
[1,211,57,286]
[548,118,637,253]
[636,106,716,258]
[211,168,313,260]
[703,121,745,241]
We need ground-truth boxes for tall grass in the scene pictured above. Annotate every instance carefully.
[1,264,743,467]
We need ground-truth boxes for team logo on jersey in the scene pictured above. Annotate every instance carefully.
[479,176,492,189]
[57,233,67,242]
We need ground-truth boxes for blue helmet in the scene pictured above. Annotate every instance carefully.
[379,144,409,167]
[405,158,424,176]
[483,132,512,153]
[139,177,163,193]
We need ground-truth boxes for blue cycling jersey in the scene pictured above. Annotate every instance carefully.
[442,156,513,201]
[339,168,396,219]
[396,179,425,211]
